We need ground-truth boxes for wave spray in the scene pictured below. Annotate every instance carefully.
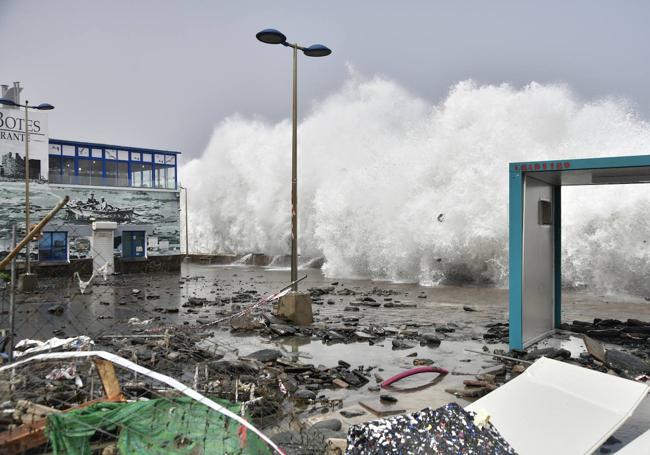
[182,71,650,296]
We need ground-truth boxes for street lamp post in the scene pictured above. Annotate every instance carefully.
[179,185,189,257]
[0,97,54,290]
[256,29,331,292]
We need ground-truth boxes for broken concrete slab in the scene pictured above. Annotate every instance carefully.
[582,334,606,363]
[605,349,650,377]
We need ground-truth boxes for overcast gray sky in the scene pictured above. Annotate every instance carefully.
[1,1,649,161]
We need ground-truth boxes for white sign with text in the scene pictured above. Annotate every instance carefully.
[0,107,49,179]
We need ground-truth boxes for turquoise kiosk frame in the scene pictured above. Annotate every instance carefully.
[509,154,650,350]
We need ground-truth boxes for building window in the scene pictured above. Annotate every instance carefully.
[122,231,146,258]
[91,158,103,184]
[117,162,128,186]
[131,161,152,187]
[77,159,91,185]
[62,157,75,184]
[154,154,176,189]
[47,142,178,190]
[39,232,68,262]
[48,155,62,183]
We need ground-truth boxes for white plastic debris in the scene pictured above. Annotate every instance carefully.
[473,408,491,430]
[128,317,152,326]
[74,263,109,294]
[45,364,84,388]
[466,357,650,455]
[14,336,94,358]
[46,364,77,381]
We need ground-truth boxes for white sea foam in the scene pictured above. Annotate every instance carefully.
[181,70,650,295]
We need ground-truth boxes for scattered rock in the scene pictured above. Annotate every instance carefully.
[420,334,441,346]
[230,313,266,332]
[379,394,397,403]
[270,324,298,337]
[391,339,414,350]
[293,389,316,401]
[511,364,526,375]
[606,349,650,376]
[524,347,571,361]
[47,305,65,315]
[340,409,365,418]
[242,349,282,363]
[311,419,342,432]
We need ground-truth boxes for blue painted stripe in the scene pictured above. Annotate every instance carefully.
[510,154,650,172]
[554,186,562,328]
[508,170,524,350]
[49,138,181,155]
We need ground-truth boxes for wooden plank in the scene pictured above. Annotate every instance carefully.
[94,359,124,401]
[358,400,405,417]
[0,419,49,455]
[0,397,124,454]
[332,379,349,389]
[17,400,61,425]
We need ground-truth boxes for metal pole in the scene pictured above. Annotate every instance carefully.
[184,187,189,255]
[464,349,534,365]
[24,102,31,274]
[291,44,298,291]
[8,224,16,363]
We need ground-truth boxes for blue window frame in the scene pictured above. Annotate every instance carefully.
[47,140,179,189]
[122,231,146,258]
[39,231,68,262]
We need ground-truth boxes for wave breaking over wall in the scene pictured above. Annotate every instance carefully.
[182,71,650,296]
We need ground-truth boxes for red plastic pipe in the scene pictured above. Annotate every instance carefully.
[381,366,449,388]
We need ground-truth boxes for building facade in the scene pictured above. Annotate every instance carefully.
[0,138,181,266]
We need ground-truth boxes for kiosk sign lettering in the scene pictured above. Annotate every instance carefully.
[513,161,572,172]
[0,107,49,180]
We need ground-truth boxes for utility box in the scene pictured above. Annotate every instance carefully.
[509,155,650,350]
[91,221,117,274]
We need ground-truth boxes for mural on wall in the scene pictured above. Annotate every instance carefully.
[0,180,180,259]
